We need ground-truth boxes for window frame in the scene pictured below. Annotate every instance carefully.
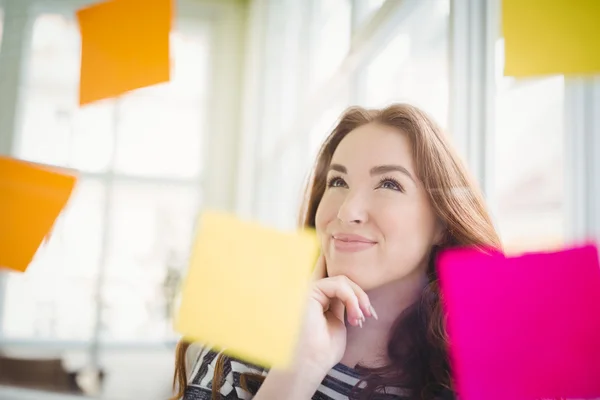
[0,0,247,353]
[564,78,600,242]
[480,0,586,249]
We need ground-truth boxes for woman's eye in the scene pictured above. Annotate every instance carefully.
[327,177,347,188]
[378,178,403,192]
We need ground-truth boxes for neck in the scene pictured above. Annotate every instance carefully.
[341,270,429,368]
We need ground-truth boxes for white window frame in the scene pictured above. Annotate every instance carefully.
[448,0,497,197]
[0,0,246,355]
[471,0,589,246]
[564,77,600,242]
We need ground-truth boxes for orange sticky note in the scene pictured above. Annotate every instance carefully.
[503,0,600,77]
[76,0,172,106]
[0,156,78,272]
[175,212,319,368]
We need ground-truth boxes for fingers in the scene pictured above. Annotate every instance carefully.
[312,275,376,327]
[329,298,345,323]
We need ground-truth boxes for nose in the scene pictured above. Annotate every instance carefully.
[336,190,368,224]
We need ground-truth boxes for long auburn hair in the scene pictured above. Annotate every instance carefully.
[171,104,501,400]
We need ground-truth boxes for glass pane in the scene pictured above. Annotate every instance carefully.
[310,0,351,92]
[366,0,385,13]
[6,13,208,348]
[100,181,201,342]
[119,29,210,103]
[17,90,73,166]
[17,15,209,178]
[17,14,115,172]
[363,0,450,128]
[309,98,349,159]
[3,180,105,340]
[356,0,385,27]
[27,14,80,92]
[493,40,565,253]
[112,30,209,179]
[113,98,204,179]
[258,146,307,230]
[17,91,115,171]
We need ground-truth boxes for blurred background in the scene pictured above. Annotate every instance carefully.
[0,0,599,398]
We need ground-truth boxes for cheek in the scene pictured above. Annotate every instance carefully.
[315,192,347,254]
[377,198,438,250]
[315,193,336,235]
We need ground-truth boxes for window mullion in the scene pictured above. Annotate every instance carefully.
[0,0,32,339]
[89,99,120,367]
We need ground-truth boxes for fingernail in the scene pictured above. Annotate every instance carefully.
[358,318,363,328]
[369,305,379,320]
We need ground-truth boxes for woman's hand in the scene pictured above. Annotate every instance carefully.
[254,256,377,400]
[295,255,376,375]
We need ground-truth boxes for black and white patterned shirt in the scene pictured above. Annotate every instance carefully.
[183,347,453,400]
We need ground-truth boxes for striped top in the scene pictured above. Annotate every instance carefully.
[183,348,453,400]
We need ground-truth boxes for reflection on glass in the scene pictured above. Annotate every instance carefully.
[493,40,564,253]
[3,180,105,340]
[363,0,449,128]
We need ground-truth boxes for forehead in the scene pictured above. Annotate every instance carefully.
[331,123,414,168]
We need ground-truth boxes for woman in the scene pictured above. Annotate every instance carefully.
[172,104,501,400]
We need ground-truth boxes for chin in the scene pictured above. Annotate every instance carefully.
[326,262,381,291]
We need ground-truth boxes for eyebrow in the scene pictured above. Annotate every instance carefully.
[329,163,416,182]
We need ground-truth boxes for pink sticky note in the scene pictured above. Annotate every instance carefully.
[438,244,600,400]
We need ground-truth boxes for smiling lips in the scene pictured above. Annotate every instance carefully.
[332,233,377,252]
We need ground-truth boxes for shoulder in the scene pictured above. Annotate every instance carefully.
[184,347,267,400]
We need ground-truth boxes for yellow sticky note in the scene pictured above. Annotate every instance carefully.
[0,156,78,272]
[503,0,600,77]
[175,211,319,368]
[76,0,172,106]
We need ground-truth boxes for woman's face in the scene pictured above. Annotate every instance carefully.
[315,123,443,290]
